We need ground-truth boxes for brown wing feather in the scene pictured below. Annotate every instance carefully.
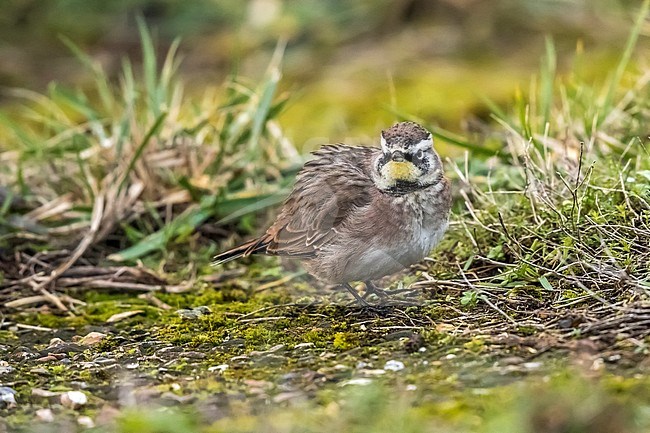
[260,144,377,257]
[213,144,377,265]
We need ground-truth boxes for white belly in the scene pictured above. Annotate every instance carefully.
[334,218,449,283]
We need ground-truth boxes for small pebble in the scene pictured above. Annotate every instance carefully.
[176,306,211,320]
[35,408,54,422]
[384,360,405,371]
[208,364,228,373]
[60,390,88,409]
[77,416,95,428]
[31,388,58,398]
[79,332,107,346]
[0,386,17,408]
[293,342,314,350]
[341,378,373,386]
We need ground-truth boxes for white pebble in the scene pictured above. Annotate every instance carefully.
[36,408,54,422]
[208,364,229,373]
[341,378,373,386]
[384,360,405,371]
[77,416,95,428]
[60,391,88,409]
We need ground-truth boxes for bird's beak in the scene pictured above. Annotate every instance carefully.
[382,151,418,182]
[390,151,405,162]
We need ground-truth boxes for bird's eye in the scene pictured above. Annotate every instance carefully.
[416,150,425,160]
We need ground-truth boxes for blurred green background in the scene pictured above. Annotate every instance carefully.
[0,0,645,151]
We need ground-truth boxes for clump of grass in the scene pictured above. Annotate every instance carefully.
[0,21,299,308]
[419,1,650,343]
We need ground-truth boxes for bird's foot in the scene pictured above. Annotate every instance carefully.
[362,280,389,300]
[341,283,370,307]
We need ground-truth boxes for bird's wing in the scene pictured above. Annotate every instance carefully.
[259,145,377,257]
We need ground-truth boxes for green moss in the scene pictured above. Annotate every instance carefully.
[0,330,18,342]
[332,332,359,350]
[516,326,538,336]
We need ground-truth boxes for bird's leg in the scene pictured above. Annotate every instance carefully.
[341,282,370,307]
[363,280,389,299]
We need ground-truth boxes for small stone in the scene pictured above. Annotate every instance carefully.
[79,332,107,346]
[220,338,246,348]
[194,306,211,314]
[49,338,65,347]
[384,360,405,371]
[249,344,286,357]
[176,306,211,320]
[0,365,14,375]
[77,416,94,428]
[498,356,525,366]
[32,388,58,398]
[208,364,228,373]
[45,341,84,354]
[9,346,36,361]
[35,355,59,363]
[60,390,88,409]
[159,392,195,405]
[230,355,250,362]
[273,391,304,403]
[406,384,417,391]
[35,408,55,422]
[92,356,117,366]
[176,309,197,319]
[294,342,315,350]
[0,386,17,408]
[180,351,205,359]
[341,378,372,386]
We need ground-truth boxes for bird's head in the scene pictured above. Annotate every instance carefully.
[372,122,443,195]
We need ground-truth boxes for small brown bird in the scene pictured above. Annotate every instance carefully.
[213,121,452,304]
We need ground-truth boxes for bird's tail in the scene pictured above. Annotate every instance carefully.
[212,238,268,266]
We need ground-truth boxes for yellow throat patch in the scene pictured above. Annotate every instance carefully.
[383,161,419,182]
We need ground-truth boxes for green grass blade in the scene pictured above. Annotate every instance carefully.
[117,111,167,192]
[136,16,161,116]
[599,0,649,125]
[539,37,556,130]
[108,192,283,262]
[247,42,285,160]
[59,35,114,114]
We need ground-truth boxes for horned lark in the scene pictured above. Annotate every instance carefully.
[213,121,451,303]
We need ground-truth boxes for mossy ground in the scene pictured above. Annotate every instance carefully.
[2,226,650,432]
